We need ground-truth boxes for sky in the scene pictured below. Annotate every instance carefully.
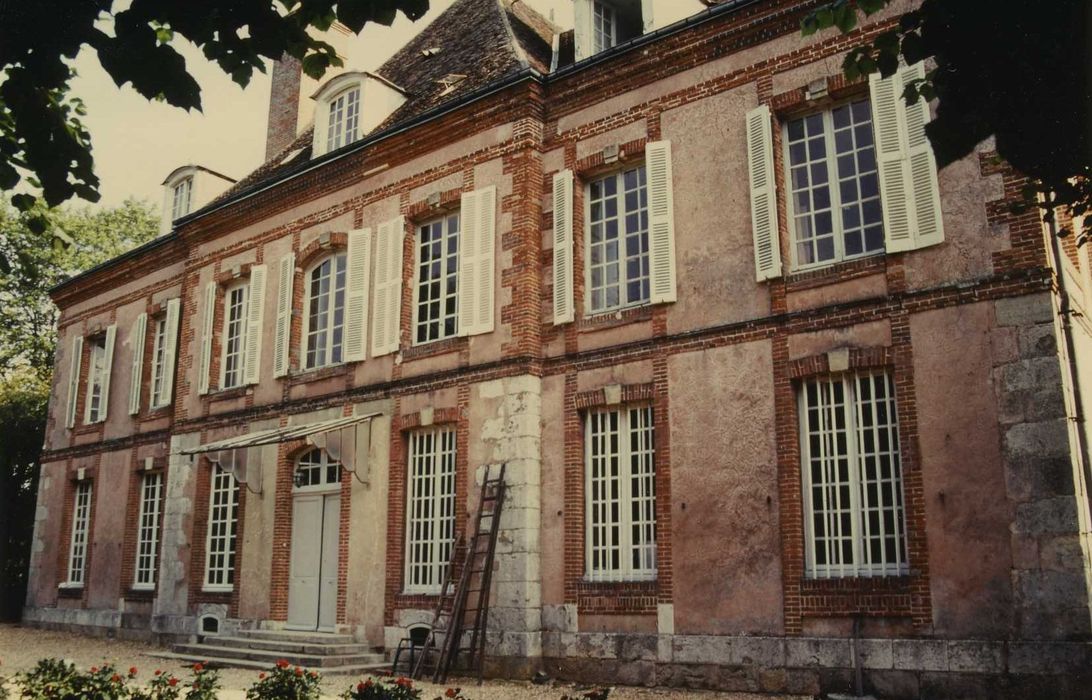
[70,0,705,211]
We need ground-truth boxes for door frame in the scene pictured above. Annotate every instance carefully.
[286,448,343,632]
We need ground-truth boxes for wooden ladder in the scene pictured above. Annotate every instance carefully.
[412,463,507,684]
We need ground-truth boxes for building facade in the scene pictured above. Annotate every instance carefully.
[26,0,1092,696]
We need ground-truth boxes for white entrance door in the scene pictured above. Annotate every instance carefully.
[287,449,342,631]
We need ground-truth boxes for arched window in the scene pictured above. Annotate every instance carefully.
[294,448,342,489]
[303,253,347,369]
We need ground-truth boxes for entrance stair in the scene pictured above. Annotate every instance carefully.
[150,628,387,674]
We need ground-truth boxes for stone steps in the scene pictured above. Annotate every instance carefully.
[147,650,388,675]
[161,628,386,673]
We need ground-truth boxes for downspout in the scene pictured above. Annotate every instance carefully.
[1042,201,1092,626]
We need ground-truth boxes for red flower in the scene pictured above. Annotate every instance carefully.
[192,662,204,673]
[168,677,179,687]
[91,667,99,673]
[154,670,162,676]
[259,673,266,679]
[276,659,290,669]
[128,666,138,677]
[446,689,458,698]
[309,671,318,679]
[295,667,303,676]
[111,674,122,683]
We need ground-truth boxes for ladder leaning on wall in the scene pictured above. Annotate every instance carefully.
[412,463,507,684]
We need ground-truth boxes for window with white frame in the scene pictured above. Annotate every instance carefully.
[414,214,460,344]
[66,480,92,585]
[133,471,163,588]
[405,427,456,593]
[304,253,347,369]
[220,282,249,388]
[204,465,240,589]
[295,448,341,489]
[784,99,884,268]
[84,337,108,423]
[149,317,168,408]
[587,166,650,314]
[326,87,361,153]
[585,405,656,581]
[171,176,193,221]
[799,372,908,578]
[592,1,617,53]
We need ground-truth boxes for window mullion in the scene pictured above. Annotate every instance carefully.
[619,409,634,580]
[824,110,847,263]
[815,379,833,578]
[845,376,864,577]
[799,388,815,576]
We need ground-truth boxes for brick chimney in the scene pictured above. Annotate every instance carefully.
[265,53,302,161]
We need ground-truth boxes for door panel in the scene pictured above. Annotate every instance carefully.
[318,494,340,630]
[287,494,323,629]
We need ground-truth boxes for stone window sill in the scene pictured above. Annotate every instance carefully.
[287,363,351,386]
[577,304,654,333]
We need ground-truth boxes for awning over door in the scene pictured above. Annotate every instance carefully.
[181,412,382,493]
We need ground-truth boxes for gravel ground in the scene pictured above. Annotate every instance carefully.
[0,625,803,700]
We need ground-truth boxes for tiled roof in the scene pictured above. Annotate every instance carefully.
[203,0,556,212]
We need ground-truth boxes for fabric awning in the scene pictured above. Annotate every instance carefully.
[181,412,382,493]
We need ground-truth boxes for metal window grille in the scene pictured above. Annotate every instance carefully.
[405,427,457,593]
[150,318,168,407]
[67,481,93,584]
[587,166,650,313]
[799,372,908,578]
[414,214,460,344]
[326,88,361,152]
[784,99,884,268]
[305,253,348,369]
[221,283,249,388]
[134,472,163,588]
[85,338,107,423]
[204,466,240,588]
[592,1,617,53]
[585,405,656,582]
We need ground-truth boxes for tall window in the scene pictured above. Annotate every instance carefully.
[587,166,649,313]
[585,405,656,581]
[405,427,456,593]
[204,466,240,589]
[414,214,460,344]
[149,317,169,408]
[304,253,347,369]
[171,177,193,221]
[799,372,907,578]
[592,1,617,53]
[326,87,361,153]
[133,472,163,589]
[220,283,249,388]
[66,481,93,585]
[84,337,108,424]
[784,99,883,268]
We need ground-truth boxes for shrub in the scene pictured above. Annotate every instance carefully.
[342,675,421,700]
[184,662,221,700]
[435,689,472,700]
[18,660,132,700]
[245,660,322,700]
[129,669,183,700]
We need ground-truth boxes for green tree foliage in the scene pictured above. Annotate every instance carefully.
[0,198,158,620]
[802,0,1091,235]
[0,0,429,267]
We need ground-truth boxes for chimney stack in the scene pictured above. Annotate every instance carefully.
[265,53,302,161]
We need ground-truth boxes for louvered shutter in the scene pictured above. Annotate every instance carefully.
[870,70,913,252]
[553,170,575,324]
[344,228,372,362]
[372,216,405,356]
[160,298,180,405]
[273,254,295,378]
[128,313,147,415]
[574,0,593,61]
[746,105,783,280]
[198,281,216,395]
[66,336,83,429]
[646,141,677,304]
[458,186,496,336]
[98,324,117,421]
[901,63,944,248]
[243,265,266,385]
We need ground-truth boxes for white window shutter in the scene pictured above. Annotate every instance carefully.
[870,70,914,253]
[746,105,783,281]
[99,324,117,421]
[458,186,496,336]
[273,254,295,378]
[574,0,593,61]
[900,63,944,248]
[161,297,181,405]
[344,228,372,362]
[312,103,329,157]
[553,170,575,324]
[243,265,266,385]
[646,141,677,304]
[198,281,216,395]
[66,336,83,429]
[372,216,405,356]
[128,313,147,415]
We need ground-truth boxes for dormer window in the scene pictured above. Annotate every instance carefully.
[593,1,617,53]
[171,177,193,220]
[326,87,361,153]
